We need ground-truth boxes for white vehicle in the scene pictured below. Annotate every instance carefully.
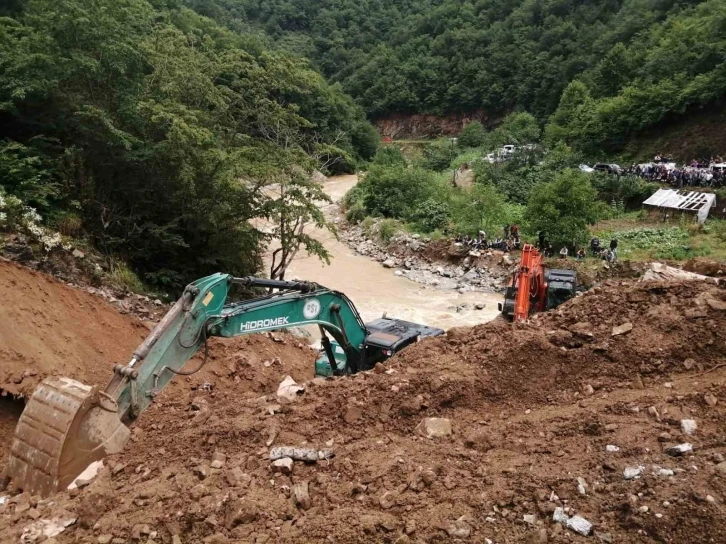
[485,153,497,164]
[501,144,515,155]
[579,164,595,173]
[710,163,726,174]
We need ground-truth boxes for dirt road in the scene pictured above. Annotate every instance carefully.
[278,175,503,328]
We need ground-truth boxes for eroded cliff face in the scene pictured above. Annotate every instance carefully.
[374,110,492,139]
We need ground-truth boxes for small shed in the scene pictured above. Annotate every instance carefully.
[642,188,716,224]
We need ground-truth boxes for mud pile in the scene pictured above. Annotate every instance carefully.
[2,278,723,543]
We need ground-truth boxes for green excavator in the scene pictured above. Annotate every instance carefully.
[5,274,443,497]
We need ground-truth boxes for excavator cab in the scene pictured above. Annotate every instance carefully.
[544,269,577,310]
[315,317,444,376]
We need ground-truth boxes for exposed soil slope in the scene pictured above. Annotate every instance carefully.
[1,277,723,544]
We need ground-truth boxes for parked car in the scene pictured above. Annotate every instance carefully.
[593,163,622,174]
[578,164,595,173]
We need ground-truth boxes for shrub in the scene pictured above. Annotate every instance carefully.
[372,146,407,166]
[108,261,145,292]
[458,121,487,148]
[411,198,450,232]
[377,218,403,243]
[361,165,437,219]
[345,202,367,224]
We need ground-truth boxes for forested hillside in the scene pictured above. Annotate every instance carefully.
[191,0,726,155]
[0,0,377,290]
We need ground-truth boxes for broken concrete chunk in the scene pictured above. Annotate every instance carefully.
[623,466,645,480]
[567,516,593,536]
[704,393,718,407]
[276,376,305,401]
[553,507,569,524]
[667,443,693,457]
[611,322,633,336]
[293,481,311,510]
[416,417,452,438]
[445,519,471,538]
[269,447,333,462]
[606,445,620,452]
[680,419,697,435]
[271,457,293,475]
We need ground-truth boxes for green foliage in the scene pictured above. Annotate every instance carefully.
[590,174,660,211]
[484,113,541,150]
[345,202,366,224]
[450,183,514,236]
[525,169,600,248]
[421,141,458,171]
[108,261,146,293]
[545,0,726,154]
[457,122,487,149]
[598,227,689,251]
[359,165,437,219]
[377,218,403,244]
[372,146,407,166]
[0,0,377,290]
[411,198,450,232]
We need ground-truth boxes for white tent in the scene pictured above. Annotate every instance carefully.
[642,188,717,224]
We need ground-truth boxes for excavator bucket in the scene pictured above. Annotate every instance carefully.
[6,376,131,497]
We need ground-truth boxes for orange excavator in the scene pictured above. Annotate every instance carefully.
[498,244,577,321]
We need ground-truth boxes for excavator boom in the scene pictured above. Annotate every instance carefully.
[7,274,442,496]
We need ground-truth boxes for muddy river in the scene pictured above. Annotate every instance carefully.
[264,175,503,330]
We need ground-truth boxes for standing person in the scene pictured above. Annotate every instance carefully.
[610,238,618,263]
[503,224,511,240]
[538,231,546,251]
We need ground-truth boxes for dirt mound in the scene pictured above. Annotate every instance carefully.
[683,257,726,277]
[0,259,148,397]
[2,278,723,544]
[0,259,317,462]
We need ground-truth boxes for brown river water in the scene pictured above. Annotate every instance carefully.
[264,175,503,330]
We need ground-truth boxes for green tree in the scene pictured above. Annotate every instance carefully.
[458,121,487,148]
[360,165,436,219]
[525,169,600,248]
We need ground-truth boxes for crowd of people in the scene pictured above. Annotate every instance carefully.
[623,155,725,188]
[455,227,620,265]
[454,224,521,252]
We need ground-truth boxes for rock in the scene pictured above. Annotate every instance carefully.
[577,477,588,495]
[595,531,614,543]
[681,419,697,435]
[293,481,311,510]
[382,259,396,269]
[394,270,404,276]
[656,467,674,477]
[553,507,569,524]
[658,432,672,442]
[190,484,207,500]
[269,447,333,462]
[212,451,226,464]
[666,443,693,456]
[72,249,85,259]
[416,417,452,438]
[623,466,644,480]
[523,514,537,525]
[224,499,258,528]
[277,376,305,401]
[464,430,494,452]
[706,495,716,503]
[210,460,224,469]
[683,358,696,370]
[379,491,396,509]
[612,322,633,336]
[445,519,471,538]
[98,536,113,544]
[475,303,486,310]
[172,536,182,544]
[405,519,416,535]
[716,462,726,475]
[582,384,594,396]
[344,405,364,424]
[604,423,618,432]
[606,445,620,452]
[648,406,660,420]
[399,396,423,416]
[271,457,294,475]
[704,393,718,407]
[567,516,593,536]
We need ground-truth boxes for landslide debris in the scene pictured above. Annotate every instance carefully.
[1,277,725,543]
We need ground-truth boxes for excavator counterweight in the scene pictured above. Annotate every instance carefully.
[6,274,443,497]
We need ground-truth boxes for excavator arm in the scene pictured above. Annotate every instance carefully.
[6,274,375,496]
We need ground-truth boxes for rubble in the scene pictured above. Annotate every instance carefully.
[681,419,697,435]
[269,447,333,462]
[623,466,645,480]
[666,443,693,457]
[416,417,452,438]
